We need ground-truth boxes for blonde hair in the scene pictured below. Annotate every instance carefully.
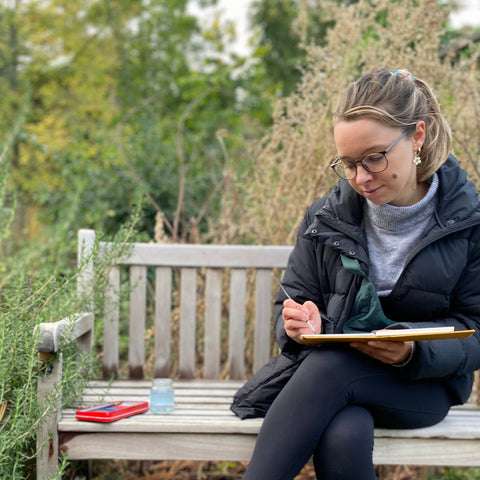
[334,68,452,182]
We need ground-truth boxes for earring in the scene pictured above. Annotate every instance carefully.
[413,148,422,166]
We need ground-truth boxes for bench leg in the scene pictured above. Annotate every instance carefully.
[37,353,62,480]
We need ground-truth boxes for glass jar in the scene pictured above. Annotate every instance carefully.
[149,378,174,414]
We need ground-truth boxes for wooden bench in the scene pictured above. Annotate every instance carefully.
[36,229,480,479]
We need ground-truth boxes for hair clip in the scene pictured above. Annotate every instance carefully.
[390,69,414,80]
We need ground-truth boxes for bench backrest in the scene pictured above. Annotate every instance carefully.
[78,229,293,381]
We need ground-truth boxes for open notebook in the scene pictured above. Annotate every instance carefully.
[302,326,475,345]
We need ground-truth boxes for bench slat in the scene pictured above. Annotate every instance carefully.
[254,269,273,372]
[58,430,480,465]
[60,404,480,436]
[85,379,245,389]
[106,243,293,268]
[104,266,120,377]
[59,432,258,462]
[179,268,197,378]
[129,266,147,378]
[228,269,247,379]
[154,267,172,377]
[204,268,222,379]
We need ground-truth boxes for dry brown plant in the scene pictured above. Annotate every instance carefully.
[213,0,480,246]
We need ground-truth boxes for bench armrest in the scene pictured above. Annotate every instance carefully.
[36,312,94,354]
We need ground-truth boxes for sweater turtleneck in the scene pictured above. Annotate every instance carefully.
[364,173,439,296]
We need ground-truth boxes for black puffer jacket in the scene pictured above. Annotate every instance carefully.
[276,155,480,405]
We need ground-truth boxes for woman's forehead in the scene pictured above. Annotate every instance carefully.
[334,119,400,157]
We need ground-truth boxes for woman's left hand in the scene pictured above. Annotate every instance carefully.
[349,339,413,364]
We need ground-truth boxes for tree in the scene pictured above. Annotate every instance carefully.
[0,0,273,241]
[248,0,335,96]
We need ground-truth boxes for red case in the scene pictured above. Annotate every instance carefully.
[75,401,149,423]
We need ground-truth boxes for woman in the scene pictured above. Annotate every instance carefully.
[236,68,480,479]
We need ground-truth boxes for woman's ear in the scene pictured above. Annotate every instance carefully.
[413,120,426,151]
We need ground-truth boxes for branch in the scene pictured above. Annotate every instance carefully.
[173,87,221,242]
[439,31,480,60]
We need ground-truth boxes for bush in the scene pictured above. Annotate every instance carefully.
[0,99,141,477]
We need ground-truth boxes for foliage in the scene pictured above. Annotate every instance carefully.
[0,96,143,478]
[0,200,142,478]
[0,0,277,242]
[249,0,334,96]
[0,105,81,477]
[0,0,478,246]
[214,0,480,247]
[431,467,480,480]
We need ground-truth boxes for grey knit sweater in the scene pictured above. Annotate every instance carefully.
[364,174,439,296]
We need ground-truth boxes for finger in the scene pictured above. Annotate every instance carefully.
[350,343,392,363]
[283,306,309,322]
[350,340,409,363]
[365,340,397,351]
[285,318,311,331]
[283,298,302,309]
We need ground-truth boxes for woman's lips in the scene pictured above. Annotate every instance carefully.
[362,186,383,198]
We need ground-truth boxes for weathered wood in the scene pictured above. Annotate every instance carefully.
[37,313,93,354]
[228,269,247,379]
[77,229,96,312]
[204,268,222,378]
[129,266,147,379]
[80,231,293,378]
[254,269,273,372]
[60,432,257,462]
[57,379,480,465]
[179,268,197,378]
[59,430,480,465]
[104,266,120,378]
[37,354,62,479]
[99,242,293,268]
[154,267,172,378]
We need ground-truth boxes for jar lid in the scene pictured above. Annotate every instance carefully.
[152,378,173,385]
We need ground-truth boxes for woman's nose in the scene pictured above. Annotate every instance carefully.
[354,163,373,184]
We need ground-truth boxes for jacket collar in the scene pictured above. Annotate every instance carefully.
[435,154,480,226]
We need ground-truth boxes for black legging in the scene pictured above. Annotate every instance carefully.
[242,347,451,480]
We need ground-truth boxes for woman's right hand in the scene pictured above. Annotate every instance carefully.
[282,299,322,344]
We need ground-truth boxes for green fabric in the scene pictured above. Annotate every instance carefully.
[341,254,394,334]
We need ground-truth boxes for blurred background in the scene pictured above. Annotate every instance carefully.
[2,0,480,250]
[2,2,480,479]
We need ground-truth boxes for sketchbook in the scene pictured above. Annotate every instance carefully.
[302,326,475,345]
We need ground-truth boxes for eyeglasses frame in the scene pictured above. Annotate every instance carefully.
[330,130,409,180]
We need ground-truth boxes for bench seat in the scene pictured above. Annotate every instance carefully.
[58,380,480,466]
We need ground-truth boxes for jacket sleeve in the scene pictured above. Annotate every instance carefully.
[397,233,480,381]
[273,204,327,356]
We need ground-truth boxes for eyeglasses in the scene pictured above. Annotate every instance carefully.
[330,130,408,180]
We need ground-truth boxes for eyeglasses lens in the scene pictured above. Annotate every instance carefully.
[334,153,388,179]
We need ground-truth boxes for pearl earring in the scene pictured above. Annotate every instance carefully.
[413,148,422,166]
